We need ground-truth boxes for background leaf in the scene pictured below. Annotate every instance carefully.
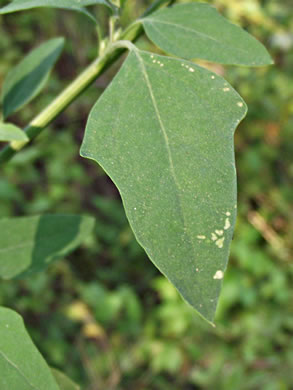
[0,307,60,390]
[0,214,95,279]
[51,368,80,390]
[0,123,28,142]
[80,48,247,323]
[0,0,114,21]
[1,37,65,120]
[142,3,273,66]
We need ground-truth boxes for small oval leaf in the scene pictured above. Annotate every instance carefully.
[0,214,95,279]
[0,123,28,142]
[80,48,247,323]
[142,3,273,66]
[2,37,65,120]
[0,0,114,21]
[0,307,60,390]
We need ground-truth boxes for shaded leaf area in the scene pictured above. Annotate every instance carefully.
[0,214,95,279]
[81,48,247,322]
[142,3,273,66]
[0,307,60,390]
[51,368,80,390]
[0,123,28,142]
[1,37,64,120]
[0,0,114,22]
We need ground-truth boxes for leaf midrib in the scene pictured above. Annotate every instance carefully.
[0,349,39,390]
[143,54,235,180]
[132,49,197,256]
[143,18,247,54]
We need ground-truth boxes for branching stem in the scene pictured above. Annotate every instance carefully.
[0,0,176,165]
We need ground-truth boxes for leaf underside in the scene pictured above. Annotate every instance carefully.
[142,3,273,66]
[2,37,65,120]
[0,0,114,22]
[0,214,95,280]
[0,123,28,142]
[0,307,59,390]
[81,49,247,323]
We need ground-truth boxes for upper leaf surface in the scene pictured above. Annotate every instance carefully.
[0,123,28,142]
[0,307,60,390]
[51,369,80,390]
[142,3,273,66]
[0,0,114,21]
[0,214,95,279]
[80,48,247,323]
[1,37,64,120]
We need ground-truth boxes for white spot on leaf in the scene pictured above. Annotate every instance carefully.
[224,218,231,230]
[211,233,217,241]
[216,237,225,248]
[237,102,244,107]
[215,230,223,236]
[197,235,206,240]
[213,270,224,279]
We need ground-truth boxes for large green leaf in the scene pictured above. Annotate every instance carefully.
[142,3,273,66]
[0,123,28,142]
[51,369,80,390]
[1,37,64,120]
[80,47,247,323]
[0,307,60,390]
[0,0,114,22]
[0,214,95,279]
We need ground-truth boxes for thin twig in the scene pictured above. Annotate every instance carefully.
[248,211,290,261]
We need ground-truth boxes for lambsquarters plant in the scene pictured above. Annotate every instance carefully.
[0,0,273,388]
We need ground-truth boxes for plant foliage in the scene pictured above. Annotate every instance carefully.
[2,38,65,119]
[81,47,247,322]
[0,307,60,390]
[0,0,273,386]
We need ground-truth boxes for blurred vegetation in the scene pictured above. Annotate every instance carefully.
[0,0,292,389]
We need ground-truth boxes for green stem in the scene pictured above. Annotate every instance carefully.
[0,0,176,165]
[119,0,175,47]
[96,24,104,50]
[109,15,116,43]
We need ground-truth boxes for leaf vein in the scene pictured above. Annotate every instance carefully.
[143,59,234,180]
[0,349,39,390]
[133,50,197,255]
[144,18,247,54]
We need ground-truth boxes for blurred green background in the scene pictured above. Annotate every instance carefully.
[0,0,292,389]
